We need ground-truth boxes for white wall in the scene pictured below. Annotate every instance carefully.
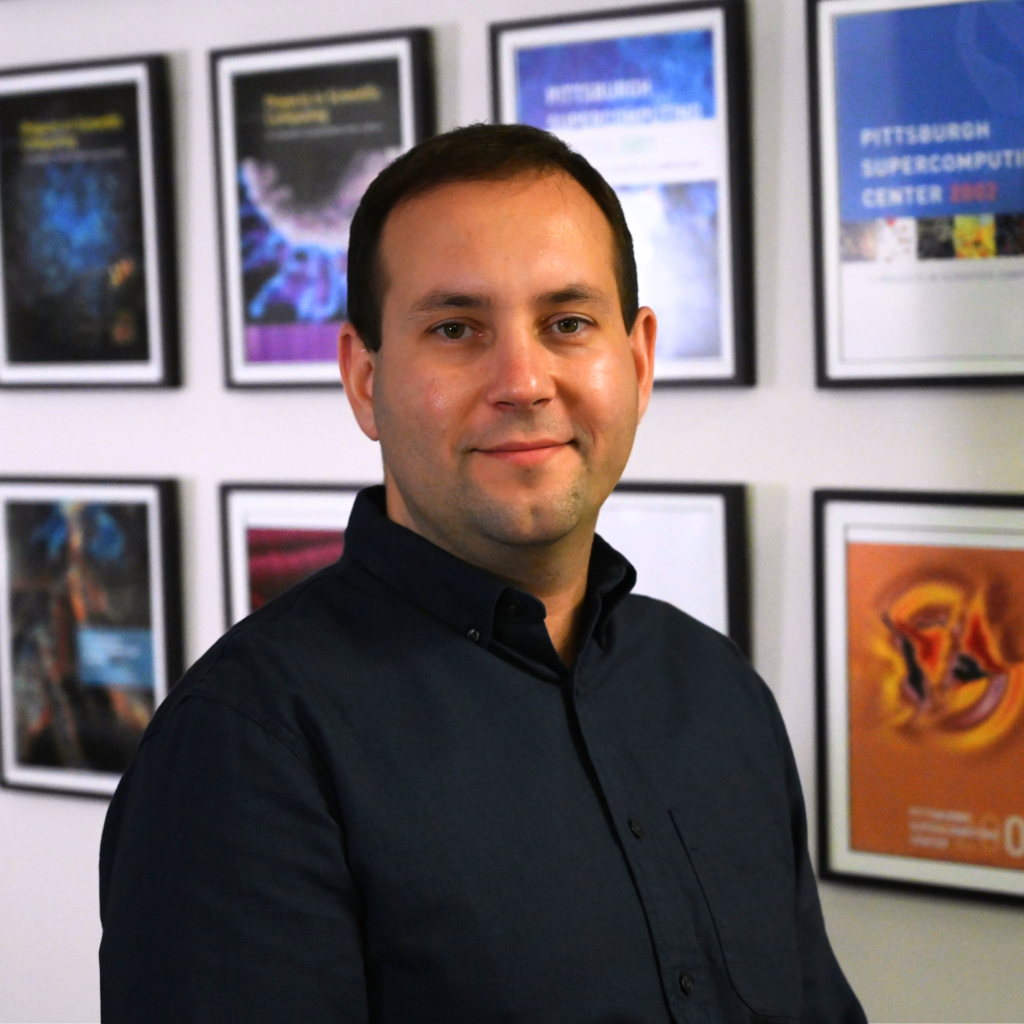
[0,0,1022,1020]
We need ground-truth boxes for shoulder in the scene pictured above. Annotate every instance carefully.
[146,558,378,753]
[614,592,757,683]
[609,592,785,746]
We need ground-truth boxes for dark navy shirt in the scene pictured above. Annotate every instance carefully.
[99,486,864,1024]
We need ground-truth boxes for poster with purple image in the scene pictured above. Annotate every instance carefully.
[213,32,433,386]
[493,3,753,384]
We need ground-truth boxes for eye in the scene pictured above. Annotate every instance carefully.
[553,317,584,334]
[435,321,471,340]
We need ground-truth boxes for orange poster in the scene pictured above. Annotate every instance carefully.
[846,542,1024,869]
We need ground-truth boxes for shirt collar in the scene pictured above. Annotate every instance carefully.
[342,486,636,653]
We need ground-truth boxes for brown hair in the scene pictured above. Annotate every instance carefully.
[346,122,638,350]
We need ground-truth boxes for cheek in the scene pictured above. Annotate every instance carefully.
[380,362,475,452]
[418,373,480,447]
[572,348,639,446]
[422,374,463,419]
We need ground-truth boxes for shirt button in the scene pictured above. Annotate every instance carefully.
[628,819,644,839]
[678,972,694,996]
[467,628,481,642]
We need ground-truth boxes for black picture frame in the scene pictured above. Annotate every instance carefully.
[491,0,754,387]
[603,482,749,654]
[815,488,1024,904]
[211,30,435,388]
[0,55,179,388]
[808,0,1024,388]
[221,482,366,626]
[0,476,182,798]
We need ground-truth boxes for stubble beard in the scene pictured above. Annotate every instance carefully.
[454,470,592,552]
[387,450,594,566]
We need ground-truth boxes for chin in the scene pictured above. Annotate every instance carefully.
[466,486,590,548]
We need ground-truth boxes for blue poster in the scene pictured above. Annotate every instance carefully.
[516,32,715,130]
[835,0,1024,222]
[510,28,727,367]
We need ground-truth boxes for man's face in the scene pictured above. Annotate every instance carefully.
[342,171,656,559]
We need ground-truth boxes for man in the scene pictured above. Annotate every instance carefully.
[100,124,865,1023]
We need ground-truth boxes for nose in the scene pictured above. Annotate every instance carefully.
[484,322,556,411]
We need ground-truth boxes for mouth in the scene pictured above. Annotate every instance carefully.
[474,438,573,468]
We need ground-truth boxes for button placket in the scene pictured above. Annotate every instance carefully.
[573,698,709,1022]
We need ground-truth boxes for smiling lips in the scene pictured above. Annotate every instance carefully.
[476,439,571,467]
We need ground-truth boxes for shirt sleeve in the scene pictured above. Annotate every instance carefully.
[99,692,368,1024]
[770,701,867,1024]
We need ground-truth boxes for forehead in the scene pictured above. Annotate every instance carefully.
[377,172,618,298]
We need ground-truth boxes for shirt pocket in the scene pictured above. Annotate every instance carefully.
[669,803,802,1020]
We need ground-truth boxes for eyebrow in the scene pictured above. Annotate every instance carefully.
[410,292,490,315]
[409,283,611,317]
[535,285,610,308]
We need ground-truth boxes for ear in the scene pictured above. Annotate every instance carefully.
[629,306,657,421]
[338,322,380,441]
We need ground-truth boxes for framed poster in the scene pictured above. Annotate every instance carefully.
[212,31,434,388]
[222,484,361,625]
[0,56,179,388]
[492,1,754,386]
[816,489,1024,902]
[598,482,749,653]
[809,0,1024,386]
[0,477,182,797]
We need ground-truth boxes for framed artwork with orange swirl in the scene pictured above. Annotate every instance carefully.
[816,489,1024,902]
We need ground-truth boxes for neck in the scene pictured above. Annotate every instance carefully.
[383,480,593,664]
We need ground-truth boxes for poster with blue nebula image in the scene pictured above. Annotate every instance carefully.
[496,7,737,381]
[816,0,1024,382]
[0,58,175,387]
[0,83,148,365]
